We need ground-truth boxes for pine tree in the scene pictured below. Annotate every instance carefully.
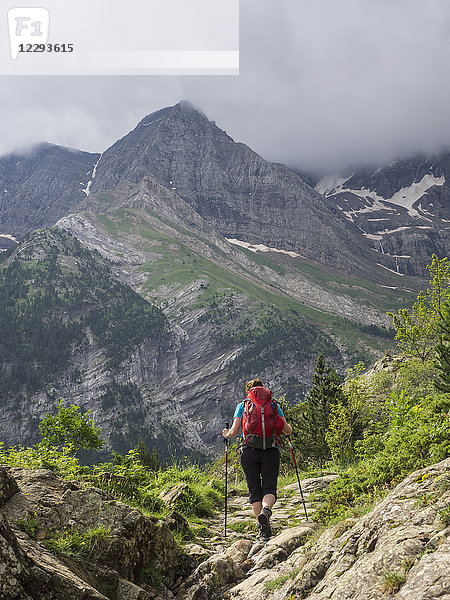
[136,440,161,470]
[289,354,345,464]
[435,298,450,393]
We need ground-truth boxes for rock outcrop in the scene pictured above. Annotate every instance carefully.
[0,466,186,600]
[182,458,450,600]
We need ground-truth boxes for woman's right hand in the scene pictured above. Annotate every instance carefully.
[222,428,229,438]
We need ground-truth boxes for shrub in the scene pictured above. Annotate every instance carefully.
[0,442,81,479]
[315,389,450,523]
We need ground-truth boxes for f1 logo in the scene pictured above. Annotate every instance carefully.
[8,7,50,59]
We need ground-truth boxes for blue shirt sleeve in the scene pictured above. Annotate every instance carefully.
[233,402,244,419]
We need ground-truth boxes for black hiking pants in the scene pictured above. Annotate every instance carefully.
[240,446,280,504]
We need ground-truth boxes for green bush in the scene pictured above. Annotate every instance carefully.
[315,389,450,523]
[39,400,103,451]
[0,442,82,479]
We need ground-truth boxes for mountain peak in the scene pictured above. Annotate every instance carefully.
[138,100,209,129]
[177,100,206,116]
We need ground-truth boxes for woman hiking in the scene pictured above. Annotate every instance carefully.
[222,378,292,540]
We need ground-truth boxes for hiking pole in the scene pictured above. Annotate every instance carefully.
[224,421,229,537]
[287,436,308,520]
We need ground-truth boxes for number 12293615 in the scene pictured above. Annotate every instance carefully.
[18,44,74,53]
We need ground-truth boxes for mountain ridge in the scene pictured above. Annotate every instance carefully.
[88,102,377,277]
[0,101,447,279]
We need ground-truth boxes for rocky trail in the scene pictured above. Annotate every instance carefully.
[1,460,450,600]
[178,461,450,600]
[193,474,338,549]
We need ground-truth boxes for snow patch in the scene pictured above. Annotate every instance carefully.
[0,234,18,243]
[226,238,305,258]
[376,263,404,276]
[381,226,414,235]
[364,233,383,241]
[315,174,353,196]
[82,154,102,196]
[387,174,445,216]
[332,174,445,218]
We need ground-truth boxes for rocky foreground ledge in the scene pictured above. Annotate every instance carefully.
[1,459,450,600]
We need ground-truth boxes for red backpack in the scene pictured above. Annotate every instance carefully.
[242,386,284,449]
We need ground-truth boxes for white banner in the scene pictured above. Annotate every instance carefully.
[3,0,239,75]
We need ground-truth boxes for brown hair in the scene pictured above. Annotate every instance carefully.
[245,378,264,394]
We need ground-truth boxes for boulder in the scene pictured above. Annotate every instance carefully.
[282,474,338,495]
[250,523,316,570]
[1,468,182,582]
[159,482,190,507]
[164,510,190,533]
[0,467,185,599]
[178,539,253,599]
[184,543,214,565]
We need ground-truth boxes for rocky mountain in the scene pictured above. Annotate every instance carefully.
[88,102,378,277]
[1,100,445,457]
[0,169,405,456]
[315,152,450,276]
[0,102,447,282]
[2,101,446,282]
[1,458,449,599]
[0,142,99,243]
[0,227,208,461]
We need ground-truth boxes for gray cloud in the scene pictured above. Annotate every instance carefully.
[1,0,450,172]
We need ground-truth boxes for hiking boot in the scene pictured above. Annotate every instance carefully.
[257,506,272,540]
[257,520,272,541]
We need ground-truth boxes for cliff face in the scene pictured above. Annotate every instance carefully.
[0,228,209,460]
[1,222,358,457]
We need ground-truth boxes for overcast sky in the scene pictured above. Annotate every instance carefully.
[1,0,450,172]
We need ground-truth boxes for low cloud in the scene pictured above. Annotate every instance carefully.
[1,0,450,172]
